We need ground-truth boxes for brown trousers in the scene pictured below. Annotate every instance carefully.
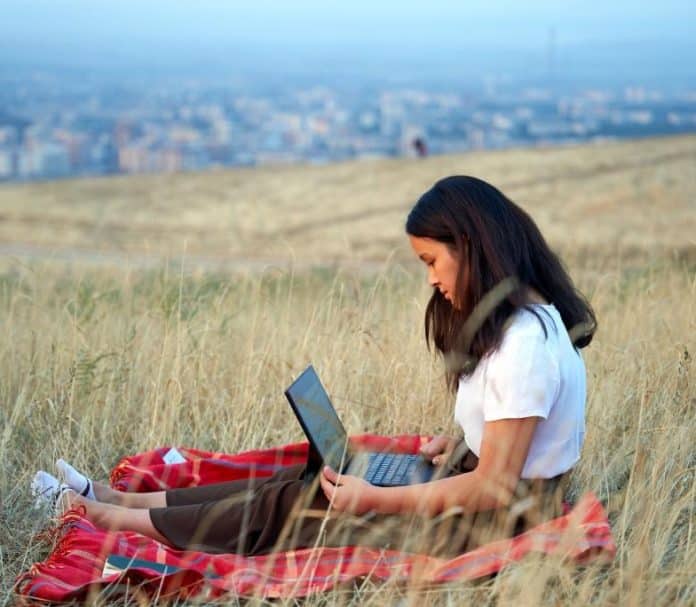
[149,450,568,556]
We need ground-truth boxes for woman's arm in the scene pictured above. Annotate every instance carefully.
[320,416,540,516]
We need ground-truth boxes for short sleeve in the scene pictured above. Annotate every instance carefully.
[482,324,561,422]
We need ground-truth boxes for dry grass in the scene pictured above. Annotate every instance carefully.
[0,135,695,605]
[0,134,694,265]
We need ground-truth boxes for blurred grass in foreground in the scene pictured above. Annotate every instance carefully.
[1,251,693,605]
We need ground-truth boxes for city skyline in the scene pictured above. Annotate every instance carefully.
[1,68,693,182]
[1,1,694,182]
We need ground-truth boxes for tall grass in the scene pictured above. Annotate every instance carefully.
[1,250,694,604]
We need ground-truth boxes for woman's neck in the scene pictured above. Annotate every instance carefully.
[525,288,549,305]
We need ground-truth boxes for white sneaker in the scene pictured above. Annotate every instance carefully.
[31,470,71,514]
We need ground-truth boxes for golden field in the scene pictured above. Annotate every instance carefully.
[0,134,694,265]
[0,135,694,605]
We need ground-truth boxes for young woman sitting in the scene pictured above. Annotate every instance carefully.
[33,175,596,557]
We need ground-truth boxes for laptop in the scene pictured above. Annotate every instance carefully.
[284,365,434,487]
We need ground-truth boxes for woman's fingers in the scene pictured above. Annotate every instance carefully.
[319,471,335,501]
[420,436,443,456]
[322,466,340,484]
[420,435,452,459]
[421,436,460,465]
[433,452,453,465]
[320,466,341,502]
[320,468,352,511]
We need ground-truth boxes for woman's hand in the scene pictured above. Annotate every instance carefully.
[420,435,458,466]
[319,466,376,515]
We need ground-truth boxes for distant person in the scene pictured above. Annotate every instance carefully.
[413,136,428,157]
[33,176,596,557]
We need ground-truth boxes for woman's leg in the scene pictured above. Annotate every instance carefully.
[149,466,312,554]
[61,480,505,558]
[164,465,304,507]
[92,482,167,508]
[63,491,172,545]
[59,465,314,555]
[55,460,169,508]
[62,463,304,509]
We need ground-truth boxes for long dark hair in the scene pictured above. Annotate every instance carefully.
[406,175,597,392]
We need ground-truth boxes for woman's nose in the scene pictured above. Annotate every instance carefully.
[427,267,438,287]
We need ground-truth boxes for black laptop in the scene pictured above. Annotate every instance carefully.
[284,365,434,487]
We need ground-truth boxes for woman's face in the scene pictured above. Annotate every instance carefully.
[408,235,464,308]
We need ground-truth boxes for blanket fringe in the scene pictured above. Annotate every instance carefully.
[15,506,89,597]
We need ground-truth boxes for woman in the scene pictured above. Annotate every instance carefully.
[32,175,596,557]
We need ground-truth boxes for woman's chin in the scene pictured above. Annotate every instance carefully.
[448,297,463,310]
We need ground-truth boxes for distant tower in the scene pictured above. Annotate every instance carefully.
[547,26,556,88]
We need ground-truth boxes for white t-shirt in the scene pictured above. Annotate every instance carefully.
[454,303,586,479]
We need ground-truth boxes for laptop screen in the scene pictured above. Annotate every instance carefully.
[284,366,351,472]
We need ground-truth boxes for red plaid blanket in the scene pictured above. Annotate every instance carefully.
[16,435,615,602]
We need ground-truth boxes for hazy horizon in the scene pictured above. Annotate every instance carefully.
[2,1,695,88]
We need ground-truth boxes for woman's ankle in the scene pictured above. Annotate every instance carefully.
[73,495,120,529]
[93,482,122,505]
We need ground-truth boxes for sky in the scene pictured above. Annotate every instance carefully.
[1,1,695,86]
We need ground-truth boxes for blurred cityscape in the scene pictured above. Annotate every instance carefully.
[1,69,695,182]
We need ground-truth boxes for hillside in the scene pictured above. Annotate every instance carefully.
[1,135,695,604]
[0,134,694,269]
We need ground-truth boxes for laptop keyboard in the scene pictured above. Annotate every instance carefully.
[365,453,421,486]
